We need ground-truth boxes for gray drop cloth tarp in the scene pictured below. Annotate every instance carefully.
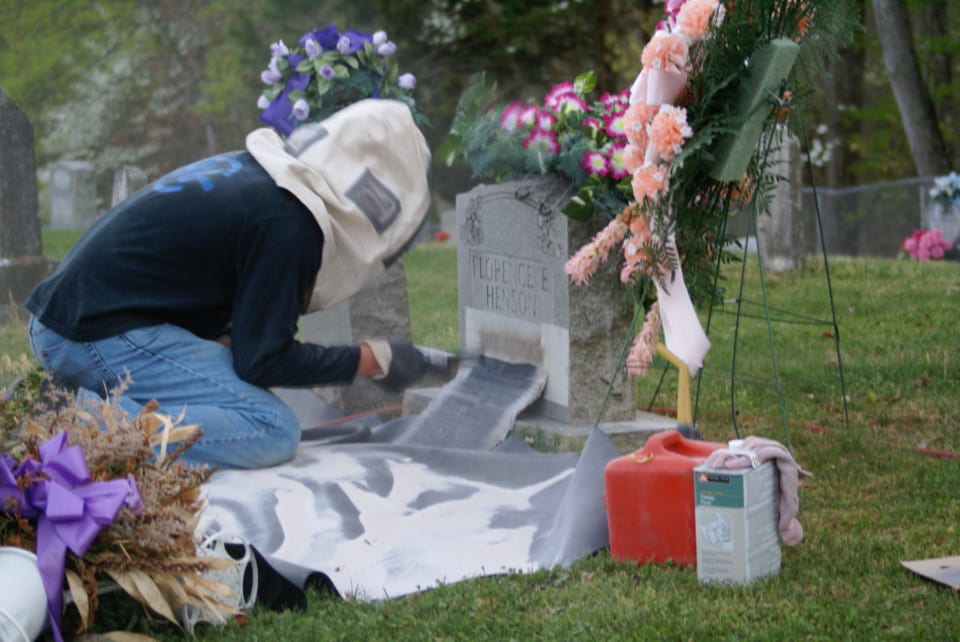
[198,357,622,600]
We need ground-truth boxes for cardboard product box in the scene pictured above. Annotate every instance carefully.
[694,460,781,585]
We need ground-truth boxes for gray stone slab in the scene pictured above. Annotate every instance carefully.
[0,89,57,323]
[0,88,42,259]
[403,386,676,439]
[456,177,636,424]
[110,164,150,206]
[757,126,804,273]
[49,160,98,229]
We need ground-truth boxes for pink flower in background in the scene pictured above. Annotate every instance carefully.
[601,89,630,111]
[583,150,610,177]
[596,215,630,260]
[606,141,630,180]
[544,81,576,108]
[626,301,662,376]
[564,215,629,285]
[535,109,558,131]
[641,31,689,72]
[649,105,693,160]
[518,105,538,126]
[499,102,527,130]
[523,128,560,155]
[624,144,645,174]
[675,0,725,40]
[902,228,952,260]
[620,207,653,283]
[564,246,602,286]
[582,116,602,137]
[553,92,588,115]
[604,109,627,138]
[624,102,656,147]
[500,102,541,130]
[632,163,669,202]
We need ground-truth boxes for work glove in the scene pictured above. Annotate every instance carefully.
[365,339,429,393]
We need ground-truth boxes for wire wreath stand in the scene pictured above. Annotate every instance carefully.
[637,113,851,450]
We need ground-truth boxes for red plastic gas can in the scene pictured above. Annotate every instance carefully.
[605,429,725,566]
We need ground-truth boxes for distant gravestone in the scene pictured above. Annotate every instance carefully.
[49,160,98,229]
[440,208,457,237]
[455,177,636,424]
[0,88,56,323]
[110,164,150,207]
[757,126,804,273]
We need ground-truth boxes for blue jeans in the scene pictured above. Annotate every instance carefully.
[28,316,300,469]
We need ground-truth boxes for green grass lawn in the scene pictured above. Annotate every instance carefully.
[2,235,959,640]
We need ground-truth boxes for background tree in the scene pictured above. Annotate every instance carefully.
[871,0,952,177]
[1,0,958,212]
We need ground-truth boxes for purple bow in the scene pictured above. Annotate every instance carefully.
[4,432,142,642]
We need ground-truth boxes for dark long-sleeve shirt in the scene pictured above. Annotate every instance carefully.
[27,151,360,388]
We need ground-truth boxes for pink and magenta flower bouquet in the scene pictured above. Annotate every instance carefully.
[901,228,952,260]
[446,71,636,222]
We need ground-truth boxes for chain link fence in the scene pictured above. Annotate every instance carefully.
[801,177,932,257]
[725,177,933,257]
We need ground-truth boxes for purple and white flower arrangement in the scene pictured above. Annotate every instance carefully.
[257,23,422,136]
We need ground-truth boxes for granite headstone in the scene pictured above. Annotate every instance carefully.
[49,159,98,229]
[0,88,56,323]
[110,164,150,207]
[756,126,804,273]
[456,176,636,424]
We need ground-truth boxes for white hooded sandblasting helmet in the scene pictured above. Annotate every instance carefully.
[245,98,431,312]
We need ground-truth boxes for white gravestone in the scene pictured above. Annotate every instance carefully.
[49,160,98,229]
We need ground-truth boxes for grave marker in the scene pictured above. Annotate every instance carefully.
[49,160,98,229]
[111,164,150,206]
[456,177,637,424]
[757,126,804,273]
[0,88,56,324]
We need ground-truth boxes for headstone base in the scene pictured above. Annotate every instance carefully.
[402,385,676,441]
[0,257,57,324]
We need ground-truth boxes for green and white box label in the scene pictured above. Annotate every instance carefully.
[694,461,781,584]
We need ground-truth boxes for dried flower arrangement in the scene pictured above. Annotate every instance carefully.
[1,372,237,640]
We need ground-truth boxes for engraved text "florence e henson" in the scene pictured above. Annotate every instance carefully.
[472,252,549,320]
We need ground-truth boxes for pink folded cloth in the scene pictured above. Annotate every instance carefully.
[704,436,812,546]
